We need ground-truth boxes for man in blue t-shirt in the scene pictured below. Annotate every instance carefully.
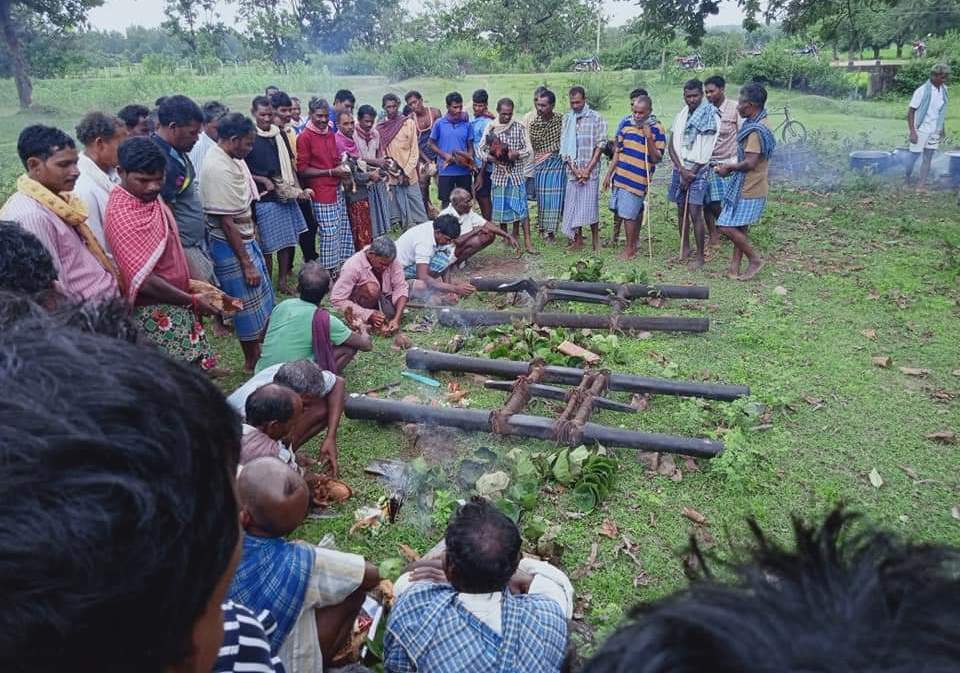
[428,91,473,209]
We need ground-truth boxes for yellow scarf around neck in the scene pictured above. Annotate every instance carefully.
[17,174,120,284]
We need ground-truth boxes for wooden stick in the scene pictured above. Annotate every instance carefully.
[643,152,653,262]
[680,188,690,259]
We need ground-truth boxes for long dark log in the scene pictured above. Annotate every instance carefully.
[484,379,637,412]
[437,308,708,333]
[470,276,709,299]
[345,394,723,457]
[406,349,749,401]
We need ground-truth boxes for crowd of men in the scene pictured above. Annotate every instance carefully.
[0,77,778,378]
[2,72,956,673]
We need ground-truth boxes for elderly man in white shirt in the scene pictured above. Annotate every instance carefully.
[667,79,718,271]
[906,63,949,190]
[74,112,127,251]
[439,187,520,267]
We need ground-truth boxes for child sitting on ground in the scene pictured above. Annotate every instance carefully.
[230,457,381,673]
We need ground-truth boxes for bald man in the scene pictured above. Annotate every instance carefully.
[438,187,519,266]
[241,383,303,468]
[230,457,381,672]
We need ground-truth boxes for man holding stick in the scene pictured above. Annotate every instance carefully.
[602,95,666,260]
[667,79,717,270]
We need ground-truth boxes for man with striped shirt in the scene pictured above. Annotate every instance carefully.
[602,95,666,260]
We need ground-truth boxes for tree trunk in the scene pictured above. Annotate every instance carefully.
[0,1,32,109]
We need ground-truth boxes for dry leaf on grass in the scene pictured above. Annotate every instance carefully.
[633,572,652,587]
[952,369,960,377]
[872,356,892,368]
[868,468,884,488]
[656,453,677,477]
[630,393,651,411]
[952,506,960,521]
[398,544,421,562]
[598,519,619,539]
[572,542,600,579]
[924,430,957,445]
[646,297,667,308]
[773,285,788,296]
[683,456,700,473]
[682,506,708,526]
[899,367,931,377]
[861,329,877,340]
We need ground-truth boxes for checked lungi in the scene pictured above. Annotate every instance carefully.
[312,190,352,272]
[561,176,600,238]
[668,167,709,206]
[533,154,565,234]
[717,197,766,227]
[210,237,275,341]
[705,168,732,204]
[492,179,528,224]
[369,181,391,238]
[254,200,308,254]
[404,248,452,279]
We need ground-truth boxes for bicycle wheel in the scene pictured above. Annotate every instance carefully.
[781,119,806,144]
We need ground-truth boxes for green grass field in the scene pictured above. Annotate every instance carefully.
[1,69,958,650]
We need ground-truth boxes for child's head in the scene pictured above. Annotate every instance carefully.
[238,457,310,537]
[245,383,303,441]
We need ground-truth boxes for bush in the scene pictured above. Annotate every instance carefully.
[730,44,858,97]
[322,49,383,76]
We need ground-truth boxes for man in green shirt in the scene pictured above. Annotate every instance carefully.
[256,262,372,374]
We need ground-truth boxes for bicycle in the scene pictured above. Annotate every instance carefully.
[771,105,807,144]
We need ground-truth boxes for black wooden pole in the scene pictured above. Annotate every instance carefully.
[405,349,750,401]
[469,276,709,299]
[344,394,723,457]
[437,308,709,333]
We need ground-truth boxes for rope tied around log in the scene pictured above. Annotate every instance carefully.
[489,359,546,435]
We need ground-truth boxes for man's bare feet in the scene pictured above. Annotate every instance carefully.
[738,259,764,280]
[277,283,293,296]
[205,366,232,379]
[687,257,705,271]
[619,248,637,260]
[524,246,539,255]
[708,235,721,247]
[546,233,556,242]
[569,239,584,250]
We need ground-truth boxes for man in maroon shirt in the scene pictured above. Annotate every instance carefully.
[296,98,352,274]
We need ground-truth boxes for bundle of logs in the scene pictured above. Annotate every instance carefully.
[433,277,711,333]
[344,349,750,458]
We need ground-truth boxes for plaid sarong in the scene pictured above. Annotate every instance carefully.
[255,200,307,254]
[369,181,390,238]
[534,153,565,234]
[311,190,350,271]
[717,196,766,227]
[210,236,274,341]
[668,167,709,205]
[561,175,600,237]
[404,248,452,279]
[492,179,528,224]
[705,168,731,204]
[228,534,313,652]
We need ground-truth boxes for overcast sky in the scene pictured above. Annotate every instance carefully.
[87,0,746,32]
